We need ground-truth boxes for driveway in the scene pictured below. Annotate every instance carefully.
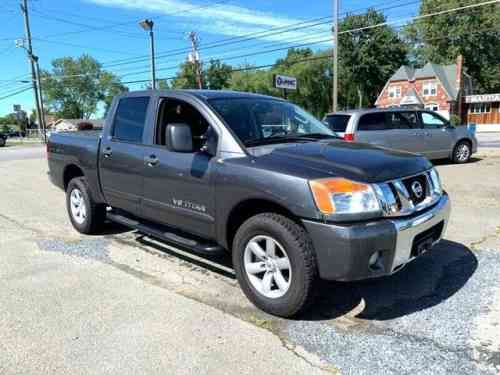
[0,149,499,374]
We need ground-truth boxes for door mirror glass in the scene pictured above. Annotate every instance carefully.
[165,123,194,152]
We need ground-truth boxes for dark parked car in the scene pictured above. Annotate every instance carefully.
[0,133,7,147]
[48,90,450,317]
[324,108,477,163]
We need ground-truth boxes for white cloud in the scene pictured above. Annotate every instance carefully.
[85,0,331,44]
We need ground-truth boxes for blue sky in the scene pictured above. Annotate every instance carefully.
[0,0,419,117]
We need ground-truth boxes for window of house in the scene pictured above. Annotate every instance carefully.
[388,86,401,98]
[424,103,439,112]
[112,97,150,143]
[469,103,491,114]
[357,113,389,131]
[423,82,437,96]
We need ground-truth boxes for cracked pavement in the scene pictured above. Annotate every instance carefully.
[1,146,500,374]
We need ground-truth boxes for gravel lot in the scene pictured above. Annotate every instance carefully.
[1,146,499,374]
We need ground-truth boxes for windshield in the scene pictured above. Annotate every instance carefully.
[208,98,335,146]
[324,114,351,133]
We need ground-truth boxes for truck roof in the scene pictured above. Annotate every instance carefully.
[124,89,285,102]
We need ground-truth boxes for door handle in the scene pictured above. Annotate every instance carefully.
[103,147,112,158]
[145,154,159,167]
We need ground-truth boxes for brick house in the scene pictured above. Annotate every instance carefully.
[375,55,472,121]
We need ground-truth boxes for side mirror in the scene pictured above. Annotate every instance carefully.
[165,123,193,152]
[201,127,218,156]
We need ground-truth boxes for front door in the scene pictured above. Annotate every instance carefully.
[99,96,150,215]
[419,111,454,159]
[141,97,217,239]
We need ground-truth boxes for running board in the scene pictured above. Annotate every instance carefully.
[107,212,225,256]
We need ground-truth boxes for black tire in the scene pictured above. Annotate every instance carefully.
[232,213,317,317]
[0,137,5,147]
[452,140,471,164]
[66,177,106,234]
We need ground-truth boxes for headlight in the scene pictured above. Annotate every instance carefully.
[309,178,381,216]
[429,168,442,195]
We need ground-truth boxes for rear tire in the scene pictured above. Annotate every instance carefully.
[232,213,317,318]
[452,141,471,164]
[66,177,106,234]
[0,138,5,147]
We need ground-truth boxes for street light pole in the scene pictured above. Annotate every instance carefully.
[139,19,156,90]
[332,0,339,112]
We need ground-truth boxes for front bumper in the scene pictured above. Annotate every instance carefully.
[302,193,451,281]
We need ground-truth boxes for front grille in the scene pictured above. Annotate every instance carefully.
[374,170,441,217]
[402,175,428,205]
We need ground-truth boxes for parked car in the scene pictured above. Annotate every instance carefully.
[323,108,477,163]
[0,133,7,147]
[48,90,450,317]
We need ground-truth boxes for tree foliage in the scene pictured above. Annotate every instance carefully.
[41,54,127,119]
[405,0,500,92]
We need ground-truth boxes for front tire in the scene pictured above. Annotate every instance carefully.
[232,213,317,317]
[452,141,471,163]
[66,177,106,234]
[0,137,5,147]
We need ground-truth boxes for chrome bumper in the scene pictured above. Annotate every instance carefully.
[390,193,451,271]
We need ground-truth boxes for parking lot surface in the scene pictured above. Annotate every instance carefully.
[1,146,499,374]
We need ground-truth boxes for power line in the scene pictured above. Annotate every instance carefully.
[0,85,32,101]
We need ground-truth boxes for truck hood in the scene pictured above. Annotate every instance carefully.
[253,140,433,183]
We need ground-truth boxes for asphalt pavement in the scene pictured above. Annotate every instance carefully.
[1,141,499,374]
[476,132,500,149]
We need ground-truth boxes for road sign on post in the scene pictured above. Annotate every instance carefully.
[273,74,297,100]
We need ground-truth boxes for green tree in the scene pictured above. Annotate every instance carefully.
[405,0,500,92]
[206,59,232,90]
[338,9,408,108]
[171,61,201,89]
[41,54,127,119]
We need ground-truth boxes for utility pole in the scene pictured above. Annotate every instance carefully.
[188,32,203,89]
[20,0,46,143]
[332,0,339,112]
[139,19,156,90]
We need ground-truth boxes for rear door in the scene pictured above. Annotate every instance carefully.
[419,111,454,159]
[99,95,151,215]
[354,112,392,148]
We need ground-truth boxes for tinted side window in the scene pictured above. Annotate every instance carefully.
[388,112,418,129]
[421,112,446,128]
[357,113,388,131]
[112,97,150,143]
[325,115,351,132]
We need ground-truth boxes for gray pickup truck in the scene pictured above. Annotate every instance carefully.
[48,90,450,317]
[324,108,477,163]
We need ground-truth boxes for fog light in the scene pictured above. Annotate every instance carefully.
[369,251,381,267]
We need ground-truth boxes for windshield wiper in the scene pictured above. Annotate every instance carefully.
[244,135,316,147]
[297,133,342,139]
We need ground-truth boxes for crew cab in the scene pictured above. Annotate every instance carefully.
[48,90,451,317]
[323,108,477,163]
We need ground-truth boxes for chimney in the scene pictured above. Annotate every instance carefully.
[456,54,464,89]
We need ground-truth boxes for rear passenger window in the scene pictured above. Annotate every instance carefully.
[389,112,418,129]
[112,97,150,143]
[357,113,388,131]
[324,115,351,132]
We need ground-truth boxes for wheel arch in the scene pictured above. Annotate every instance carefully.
[63,164,85,190]
[224,198,302,251]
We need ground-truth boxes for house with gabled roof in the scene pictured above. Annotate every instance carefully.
[375,55,472,121]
